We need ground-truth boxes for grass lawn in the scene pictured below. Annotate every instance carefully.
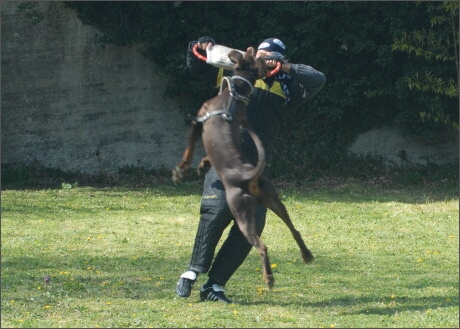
[1,180,458,328]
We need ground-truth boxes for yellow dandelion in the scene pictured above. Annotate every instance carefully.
[417,259,424,262]
[106,302,112,305]
[233,310,238,315]
[257,286,267,295]
[391,295,396,298]
[37,286,42,290]
[44,305,51,309]
[271,263,277,268]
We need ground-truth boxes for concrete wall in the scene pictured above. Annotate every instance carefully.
[349,127,458,166]
[1,2,458,176]
[1,1,200,175]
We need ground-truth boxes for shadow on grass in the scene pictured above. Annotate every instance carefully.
[239,295,458,316]
[3,252,457,314]
[2,163,458,204]
[1,255,185,301]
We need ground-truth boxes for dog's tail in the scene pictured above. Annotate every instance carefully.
[245,125,265,195]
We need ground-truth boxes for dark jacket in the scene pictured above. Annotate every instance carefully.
[186,41,326,165]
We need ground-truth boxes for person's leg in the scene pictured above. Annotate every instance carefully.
[176,168,233,297]
[187,195,232,273]
[204,203,267,287]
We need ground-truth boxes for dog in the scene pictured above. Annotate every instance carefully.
[172,47,313,289]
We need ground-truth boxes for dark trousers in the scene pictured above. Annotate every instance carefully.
[187,168,267,286]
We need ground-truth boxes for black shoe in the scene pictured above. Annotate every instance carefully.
[200,284,233,304]
[175,271,197,298]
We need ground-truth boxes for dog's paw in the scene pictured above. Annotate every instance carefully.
[172,166,185,184]
[197,165,210,176]
[264,273,275,290]
[302,248,314,263]
[197,158,212,176]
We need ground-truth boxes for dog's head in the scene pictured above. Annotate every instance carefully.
[228,47,267,83]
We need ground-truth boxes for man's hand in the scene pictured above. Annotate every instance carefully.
[197,36,216,51]
[265,52,287,64]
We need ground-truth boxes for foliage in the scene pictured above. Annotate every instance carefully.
[62,1,459,173]
[392,1,459,131]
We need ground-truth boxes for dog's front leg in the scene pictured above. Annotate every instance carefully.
[197,156,212,176]
[172,123,202,184]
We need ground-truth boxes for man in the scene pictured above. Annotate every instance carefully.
[175,36,326,303]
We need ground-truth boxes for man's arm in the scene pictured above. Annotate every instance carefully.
[286,63,326,110]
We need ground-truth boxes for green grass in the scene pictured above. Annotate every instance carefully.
[1,181,458,328]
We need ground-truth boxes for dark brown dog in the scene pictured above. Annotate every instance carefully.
[172,47,313,289]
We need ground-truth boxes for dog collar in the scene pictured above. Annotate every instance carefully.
[231,76,254,95]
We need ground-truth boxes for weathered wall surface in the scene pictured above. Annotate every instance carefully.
[1,2,458,176]
[349,127,458,166]
[1,1,201,175]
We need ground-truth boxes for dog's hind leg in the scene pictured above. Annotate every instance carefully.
[226,188,275,289]
[256,177,314,263]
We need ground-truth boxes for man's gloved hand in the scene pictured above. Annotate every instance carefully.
[193,36,216,54]
[265,51,287,63]
[197,36,216,46]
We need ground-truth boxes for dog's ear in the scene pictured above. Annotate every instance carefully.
[228,50,243,64]
[255,57,268,79]
[244,47,255,61]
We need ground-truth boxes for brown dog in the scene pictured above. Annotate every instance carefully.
[172,47,313,289]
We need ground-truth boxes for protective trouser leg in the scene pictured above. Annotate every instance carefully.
[208,203,267,286]
[187,168,234,273]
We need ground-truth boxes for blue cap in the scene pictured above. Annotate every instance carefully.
[257,38,286,55]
